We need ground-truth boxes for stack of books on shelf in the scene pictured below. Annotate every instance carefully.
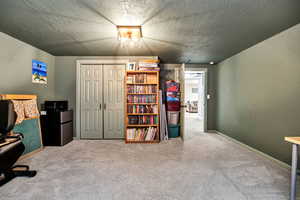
[138,59,160,71]
[128,115,158,125]
[127,85,157,93]
[127,95,156,103]
[127,105,158,114]
[127,74,157,84]
[127,127,157,141]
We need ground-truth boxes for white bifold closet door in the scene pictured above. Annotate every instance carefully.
[80,65,103,139]
[80,64,125,139]
[103,65,125,138]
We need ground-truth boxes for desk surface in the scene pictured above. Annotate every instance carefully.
[285,137,300,145]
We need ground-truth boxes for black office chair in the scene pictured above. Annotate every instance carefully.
[0,100,37,186]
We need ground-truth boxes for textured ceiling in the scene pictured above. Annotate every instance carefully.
[0,0,300,63]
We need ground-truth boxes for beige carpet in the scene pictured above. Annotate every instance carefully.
[0,133,292,200]
[184,112,204,139]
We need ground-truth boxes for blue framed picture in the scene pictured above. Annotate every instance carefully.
[32,60,47,84]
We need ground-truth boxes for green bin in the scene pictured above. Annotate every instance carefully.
[168,124,180,138]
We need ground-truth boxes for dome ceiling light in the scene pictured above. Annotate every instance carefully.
[117,25,143,48]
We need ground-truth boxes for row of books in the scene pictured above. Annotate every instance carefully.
[127,95,157,103]
[139,60,160,71]
[127,74,157,84]
[127,105,158,114]
[126,127,157,141]
[127,85,157,93]
[128,115,158,125]
[126,60,160,71]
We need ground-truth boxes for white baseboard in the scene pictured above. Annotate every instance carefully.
[212,130,291,171]
[207,130,217,133]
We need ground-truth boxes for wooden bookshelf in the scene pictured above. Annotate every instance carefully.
[125,71,160,143]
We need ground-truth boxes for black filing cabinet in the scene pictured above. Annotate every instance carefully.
[41,110,73,146]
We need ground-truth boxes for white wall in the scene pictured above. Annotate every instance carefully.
[185,80,200,102]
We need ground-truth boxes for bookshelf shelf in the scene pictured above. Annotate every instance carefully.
[126,71,159,74]
[126,83,157,85]
[127,103,157,105]
[127,93,157,95]
[127,124,159,127]
[125,140,159,144]
[125,70,160,143]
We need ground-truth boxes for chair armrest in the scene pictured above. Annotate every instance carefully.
[6,133,24,139]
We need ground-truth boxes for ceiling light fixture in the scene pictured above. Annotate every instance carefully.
[117,25,142,48]
[117,25,142,41]
[209,61,214,65]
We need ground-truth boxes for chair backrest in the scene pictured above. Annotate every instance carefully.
[0,100,17,135]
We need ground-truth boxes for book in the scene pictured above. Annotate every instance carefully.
[127,127,157,141]
[127,85,157,93]
[128,115,158,125]
[127,105,158,114]
[139,63,159,68]
[127,95,156,103]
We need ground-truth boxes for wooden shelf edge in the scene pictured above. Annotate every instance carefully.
[127,113,158,115]
[127,93,157,95]
[127,103,158,105]
[126,83,158,85]
[126,71,159,73]
[0,94,37,100]
[127,124,159,127]
[125,140,160,144]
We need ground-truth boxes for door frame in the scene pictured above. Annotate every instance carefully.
[76,57,158,140]
[183,68,208,133]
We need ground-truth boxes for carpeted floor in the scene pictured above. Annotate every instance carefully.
[185,112,204,139]
[0,133,292,200]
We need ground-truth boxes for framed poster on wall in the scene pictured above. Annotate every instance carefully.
[32,60,47,84]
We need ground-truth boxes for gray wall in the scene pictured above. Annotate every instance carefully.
[0,32,55,105]
[215,23,300,164]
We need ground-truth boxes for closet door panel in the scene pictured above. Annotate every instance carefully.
[80,65,103,139]
[103,65,125,139]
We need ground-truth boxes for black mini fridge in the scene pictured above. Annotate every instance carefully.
[41,110,73,146]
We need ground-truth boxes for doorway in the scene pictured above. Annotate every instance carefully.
[181,69,207,140]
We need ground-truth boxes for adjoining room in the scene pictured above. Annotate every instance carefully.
[1,1,300,200]
[184,71,206,136]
